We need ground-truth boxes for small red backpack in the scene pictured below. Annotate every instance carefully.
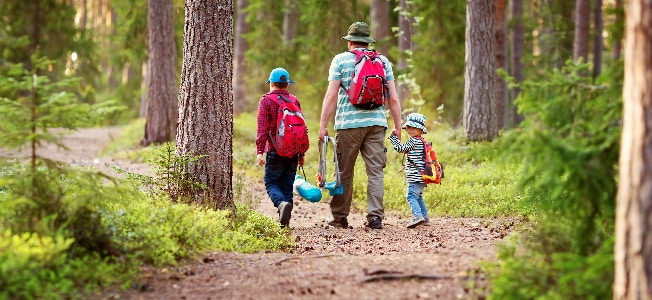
[267,93,310,158]
[346,49,388,109]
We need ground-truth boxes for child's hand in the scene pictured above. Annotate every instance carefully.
[256,154,265,166]
[390,128,398,137]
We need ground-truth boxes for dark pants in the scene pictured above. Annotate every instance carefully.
[264,151,298,207]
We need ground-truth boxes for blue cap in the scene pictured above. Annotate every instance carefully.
[266,67,296,84]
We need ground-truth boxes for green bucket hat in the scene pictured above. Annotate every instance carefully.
[341,21,376,44]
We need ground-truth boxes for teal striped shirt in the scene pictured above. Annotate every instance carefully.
[327,48,395,130]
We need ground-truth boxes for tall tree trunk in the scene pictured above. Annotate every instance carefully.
[613,0,623,60]
[282,0,298,45]
[508,0,524,126]
[397,0,414,105]
[370,0,391,57]
[494,0,507,130]
[593,0,603,79]
[573,0,591,63]
[176,0,234,210]
[614,0,652,298]
[464,0,497,142]
[233,0,249,115]
[142,0,178,146]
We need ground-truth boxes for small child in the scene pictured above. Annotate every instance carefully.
[255,67,305,227]
[388,112,430,228]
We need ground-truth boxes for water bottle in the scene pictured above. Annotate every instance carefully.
[294,175,322,202]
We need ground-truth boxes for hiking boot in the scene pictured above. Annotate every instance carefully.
[327,217,349,228]
[365,216,383,229]
[407,217,425,229]
[278,201,293,227]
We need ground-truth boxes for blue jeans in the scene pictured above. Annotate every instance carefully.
[264,151,298,207]
[406,182,428,220]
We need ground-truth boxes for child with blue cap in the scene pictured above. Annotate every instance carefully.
[256,67,303,227]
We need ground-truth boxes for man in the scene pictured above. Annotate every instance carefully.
[319,21,402,229]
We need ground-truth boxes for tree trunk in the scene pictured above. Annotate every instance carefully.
[573,0,591,63]
[283,0,298,45]
[176,0,234,210]
[397,0,414,104]
[613,0,623,60]
[592,0,603,79]
[464,0,497,142]
[370,0,391,57]
[233,0,249,115]
[494,0,507,130]
[614,0,652,298]
[142,0,178,146]
[508,0,524,126]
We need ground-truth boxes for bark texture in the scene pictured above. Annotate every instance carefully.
[176,0,234,210]
[370,0,391,57]
[508,0,524,126]
[143,0,178,145]
[614,0,652,298]
[463,0,497,141]
[233,0,249,115]
[494,0,507,129]
[573,0,591,62]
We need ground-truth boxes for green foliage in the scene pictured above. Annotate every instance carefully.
[486,221,614,300]
[486,60,622,298]
[382,125,530,218]
[505,60,621,253]
[0,57,123,164]
[148,142,208,204]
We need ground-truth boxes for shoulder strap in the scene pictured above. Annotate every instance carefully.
[265,92,296,105]
[415,137,430,162]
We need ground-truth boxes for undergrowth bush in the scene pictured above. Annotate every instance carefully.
[484,60,622,299]
[0,58,294,299]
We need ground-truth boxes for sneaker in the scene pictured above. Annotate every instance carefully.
[407,217,425,228]
[365,216,383,229]
[278,202,293,227]
[327,217,349,228]
[423,217,431,226]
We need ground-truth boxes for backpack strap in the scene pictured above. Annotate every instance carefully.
[403,137,428,171]
[415,137,430,162]
[265,92,296,105]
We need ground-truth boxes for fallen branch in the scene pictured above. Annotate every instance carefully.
[271,254,345,266]
[361,274,456,283]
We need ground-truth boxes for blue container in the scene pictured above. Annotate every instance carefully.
[324,181,344,196]
[294,175,322,202]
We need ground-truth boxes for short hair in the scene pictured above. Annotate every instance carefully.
[350,41,369,47]
[272,81,289,89]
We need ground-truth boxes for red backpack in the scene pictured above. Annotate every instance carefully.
[346,49,389,109]
[416,137,444,184]
[267,93,310,158]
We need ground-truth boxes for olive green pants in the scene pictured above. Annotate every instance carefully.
[331,126,387,222]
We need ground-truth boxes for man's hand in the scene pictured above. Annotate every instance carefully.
[256,153,265,166]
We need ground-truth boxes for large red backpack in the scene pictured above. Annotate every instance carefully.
[416,137,444,185]
[267,93,310,158]
[346,49,389,109]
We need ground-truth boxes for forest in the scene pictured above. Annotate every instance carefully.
[0,0,650,299]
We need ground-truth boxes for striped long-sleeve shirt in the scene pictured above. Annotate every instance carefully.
[388,135,426,183]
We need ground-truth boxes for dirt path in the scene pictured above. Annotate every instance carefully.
[15,128,512,299]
